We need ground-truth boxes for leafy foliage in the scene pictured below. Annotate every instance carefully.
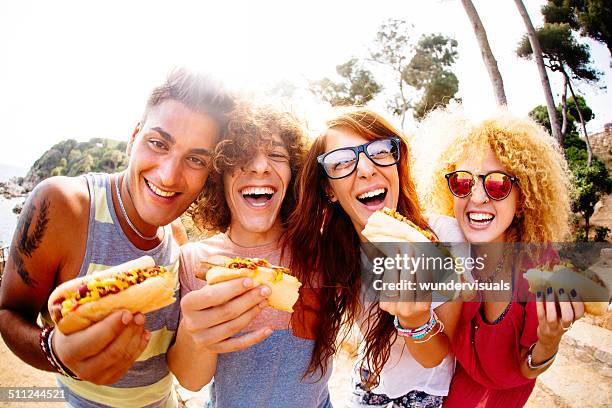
[516,23,600,83]
[403,34,460,119]
[530,101,612,241]
[309,58,381,106]
[369,20,461,123]
[309,20,461,127]
[370,19,414,124]
[542,0,612,54]
[25,138,128,185]
[530,95,593,137]
[595,226,610,242]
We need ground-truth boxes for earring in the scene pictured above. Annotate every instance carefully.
[327,195,336,204]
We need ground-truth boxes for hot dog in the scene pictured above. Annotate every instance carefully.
[198,255,301,313]
[524,259,610,316]
[48,256,175,334]
[362,207,475,300]
[362,207,438,243]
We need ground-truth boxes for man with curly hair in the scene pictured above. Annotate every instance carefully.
[168,103,333,407]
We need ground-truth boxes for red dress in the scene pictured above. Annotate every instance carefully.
[444,265,541,408]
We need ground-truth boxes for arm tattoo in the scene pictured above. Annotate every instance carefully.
[10,250,38,287]
[20,198,49,258]
[9,190,50,287]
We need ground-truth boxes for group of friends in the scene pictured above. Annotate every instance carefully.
[0,69,585,408]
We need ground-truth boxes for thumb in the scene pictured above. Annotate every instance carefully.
[62,310,135,359]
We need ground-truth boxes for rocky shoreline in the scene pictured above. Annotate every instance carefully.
[0,177,30,214]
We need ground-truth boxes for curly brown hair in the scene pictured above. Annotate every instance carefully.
[188,103,308,235]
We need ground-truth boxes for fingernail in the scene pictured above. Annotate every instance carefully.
[134,313,145,326]
[536,291,542,299]
[558,288,565,295]
[570,289,577,298]
[546,287,553,295]
[144,331,151,341]
[122,311,132,325]
[243,278,253,288]
[264,328,273,336]
[260,286,271,296]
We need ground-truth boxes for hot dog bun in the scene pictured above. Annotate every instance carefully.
[200,255,301,313]
[524,261,610,316]
[362,208,436,243]
[362,208,476,301]
[48,256,175,334]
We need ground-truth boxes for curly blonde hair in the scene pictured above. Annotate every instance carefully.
[187,102,308,236]
[418,109,573,243]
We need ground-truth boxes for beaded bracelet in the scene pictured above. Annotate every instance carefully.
[394,310,438,339]
[39,326,79,379]
[414,319,445,344]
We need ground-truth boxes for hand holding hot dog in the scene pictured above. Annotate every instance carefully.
[52,310,150,385]
[178,277,273,354]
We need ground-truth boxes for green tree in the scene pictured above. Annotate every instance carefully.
[70,154,94,176]
[569,155,612,240]
[530,101,612,240]
[403,34,460,119]
[101,149,128,172]
[24,138,129,187]
[517,22,601,163]
[542,0,612,55]
[309,58,381,106]
[370,20,461,125]
[370,19,413,129]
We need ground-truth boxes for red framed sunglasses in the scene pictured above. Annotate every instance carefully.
[445,170,519,201]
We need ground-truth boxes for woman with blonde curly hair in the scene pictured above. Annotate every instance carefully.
[417,110,585,407]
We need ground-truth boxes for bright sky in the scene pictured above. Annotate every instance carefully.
[1,0,610,168]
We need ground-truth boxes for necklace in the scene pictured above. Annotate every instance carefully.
[478,250,507,285]
[114,174,160,241]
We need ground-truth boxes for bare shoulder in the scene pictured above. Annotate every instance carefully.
[1,176,91,304]
[33,176,89,216]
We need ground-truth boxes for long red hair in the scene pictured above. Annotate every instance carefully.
[286,107,431,387]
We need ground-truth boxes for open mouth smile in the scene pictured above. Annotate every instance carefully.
[240,186,277,208]
[145,178,178,198]
[467,211,495,226]
[356,187,387,208]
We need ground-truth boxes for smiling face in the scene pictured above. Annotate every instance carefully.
[453,147,518,243]
[124,99,220,229]
[324,127,400,235]
[224,134,292,242]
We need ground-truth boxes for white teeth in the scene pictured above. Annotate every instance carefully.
[241,186,276,196]
[358,188,385,199]
[469,212,494,222]
[146,180,177,197]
